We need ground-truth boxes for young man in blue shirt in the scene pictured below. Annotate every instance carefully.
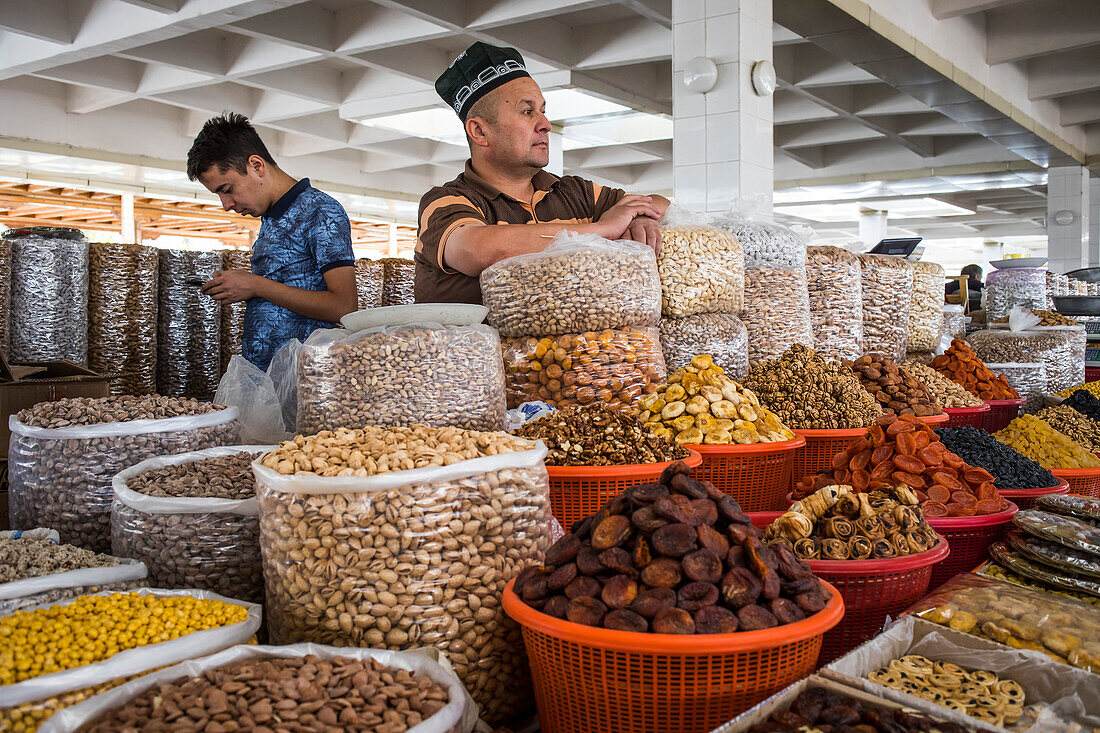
[187,113,358,370]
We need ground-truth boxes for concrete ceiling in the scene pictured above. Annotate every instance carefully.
[0,0,1095,241]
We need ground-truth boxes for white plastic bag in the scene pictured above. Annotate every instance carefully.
[214,356,290,444]
[266,337,301,433]
[39,643,476,733]
[0,558,146,604]
[0,588,261,710]
[111,446,274,603]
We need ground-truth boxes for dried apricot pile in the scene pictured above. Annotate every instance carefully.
[931,339,1018,400]
[793,414,1009,517]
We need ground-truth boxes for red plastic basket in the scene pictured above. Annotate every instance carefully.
[917,413,950,425]
[1086,367,1100,382]
[982,398,1025,432]
[926,502,1018,591]
[999,477,1070,511]
[688,437,805,512]
[790,427,867,491]
[941,404,991,428]
[502,578,844,733]
[749,512,948,665]
[1050,467,1100,498]
[547,451,703,530]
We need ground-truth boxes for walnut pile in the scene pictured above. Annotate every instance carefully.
[514,404,689,466]
[742,344,882,429]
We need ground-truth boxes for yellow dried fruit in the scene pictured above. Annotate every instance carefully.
[993,414,1100,470]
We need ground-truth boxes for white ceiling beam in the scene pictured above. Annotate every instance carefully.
[565,140,670,168]
[228,4,337,52]
[986,0,1100,65]
[773,91,839,124]
[369,0,468,30]
[614,0,671,28]
[1060,92,1100,127]
[1028,47,1100,100]
[274,131,346,158]
[775,119,886,148]
[929,0,1026,20]
[251,90,331,123]
[336,4,451,54]
[572,66,672,116]
[33,56,144,93]
[574,17,670,70]
[238,65,344,106]
[119,32,228,76]
[224,35,322,77]
[354,44,452,85]
[155,83,260,119]
[0,0,71,43]
[465,0,610,30]
[116,0,182,12]
[475,18,576,68]
[67,85,137,114]
[137,63,214,95]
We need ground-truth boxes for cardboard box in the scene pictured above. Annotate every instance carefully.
[0,358,112,459]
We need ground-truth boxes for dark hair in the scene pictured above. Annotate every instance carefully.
[961,264,982,279]
[186,113,276,181]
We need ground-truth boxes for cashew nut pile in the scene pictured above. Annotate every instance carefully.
[657,225,744,317]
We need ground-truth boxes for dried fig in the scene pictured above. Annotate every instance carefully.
[697,524,730,558]
[737,604,779,631]
[604,608,649,633]
[631,505,667,533]
[794,589,828,615]
[727,523,753,545]
[682,548,722,583]
[545,533,581,566]
[670,472,708,499]
[512,565,541,597]
[720,566,762,608]
[627,482,669,507]
[660,460,692,485]
[693,605,739,634]
[770,711,810,730]
[591,514,633,550]
[564,576,601,600]
[769,597,807,625]
[687,499,718,527]
[654,495,693,524]
[789,688,827,722]
[818,705,859,726]
[566,596,607,627]
[630,587,676,619]
[598,547,637,577]
[652,607,695,634]
[640,557,682,588]
[727,545,745,568]
[632,535,652,570]
[542,596,571,619]
[651,523,698,557]
[519,571,549,602]
[677,581,719,611]
[601,575,639,609]
[576,546,606,576]
[717,495,748,525]
[547,563,578,591]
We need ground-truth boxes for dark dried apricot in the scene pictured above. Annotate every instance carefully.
[632,535,653,570]
[694,605,739,634]
[687,499,718,526]
[630,587,677,618]
[652,523,698,557]
[591,515,633,551]
[677,581,719,611]
[601,575,639,609]
[542,595,571,619]
[598,547,637,577]
[544,533,581,566]
[576,546,606,576]
[564,575,601,600]
[720,566,762,608]
[626,482,668,507]
[737,604,779,630]
[660,460,692,485]
[547,563,578,591]
[682,548,723,583]
[567,596,607,627]
[769,597,806,625]
[697,524,730,558]
[640,557,682,588]
[670,472,708,499]
[604,608,648,633]
[632,506,667,533]
[652,607,695,634]
[793,589,828,615]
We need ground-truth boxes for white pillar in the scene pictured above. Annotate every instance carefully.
[859,210,887,248]
[983,241,1004,265]
[1047,165,1090,274]
[547,129,565,177]
[1089,176,1099,267]
[388,223,399,257]
[120,192,136,243]
[672,0,774,214]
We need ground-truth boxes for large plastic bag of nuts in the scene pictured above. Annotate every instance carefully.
[380,257,416,306]
[972,320,1085,400]
[219,248,252,375]
[859,253,914,363]
[480,230,661,336]
[253,427,552,726]
[984,361,1047,413]
[659,313,749,376]
[656,204,744,318]
[355,257,385,310]
[40,643,477,733]
[806,245,863,362]
[296,321,506,433]
[88,243,159,396]
[157,249,222,401]
[111,445,274,604]
[8,398,241,554]
[0,588,261,727]
[908,260,945,353]
[984,267,1047,323]
[0,546,147,616]
[501,326,666,410]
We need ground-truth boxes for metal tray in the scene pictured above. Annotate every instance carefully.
[1053,296,1100,316]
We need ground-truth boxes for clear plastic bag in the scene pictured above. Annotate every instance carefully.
[0,548,147,616]
[711,212,807,269]
[501,327,666,410]
[973,319,1086,399]
[380,257,415,306]
[214,355,291,444]
[0,238,11,360]
[219,248,251,375]
[908,260,945,352]
[658,313,748,376]
[943,304,967,341]
[984,361,1047,413]
[40,643,476,733]
[742,266,813,368]
[111,446,273,604]
[657,216,744,318]
[480,231,661,335]
[859,254,914,363]
[254,440,551,725]
[88,243,159,396]
[8,407,241,554]
[5,228,89,366]
[297,324,506,433]
[157,249,222,401]
[806,245,863,362]
[984,267,1047,323]
[354,258,384,310]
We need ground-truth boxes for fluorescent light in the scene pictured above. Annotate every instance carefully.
[561,112,673,150]
[776,197,974,223]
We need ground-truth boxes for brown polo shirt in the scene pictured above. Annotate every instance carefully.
[415,160,626,304]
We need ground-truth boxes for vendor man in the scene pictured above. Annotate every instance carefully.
[416,42,670,304]
[187,113,358,370]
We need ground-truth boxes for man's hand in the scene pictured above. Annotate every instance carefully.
[625,215,662,257]
[202,269,258,304]
[595,195,663,250]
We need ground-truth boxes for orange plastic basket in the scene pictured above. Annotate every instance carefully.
[927,502,1018,591]
[917,413,950,425]
[688,437,805,512]
[502,578,844,733]
[546,450,703,530]
[749,512,948,665]
[941,404,991,428]
[790,427,867,491]
[1049,467,1100,498]
[982,398,1025,432]
[999,477,1070,511]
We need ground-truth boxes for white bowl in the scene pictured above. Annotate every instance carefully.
[340,304,488,331]
[990,257,1048,269]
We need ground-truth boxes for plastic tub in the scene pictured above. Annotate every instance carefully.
[926,502,1019,591]
[688,437,805,512]
[1087,366,1100,382]
[941,404,991,428]
[982,398,1026,432]
[502,577,844,733]
[917,413,950,425]
[546,450,703,530]
[790,427,867,491]
[998,477,1070,511]
[749,512,948,665]
[1050,467,1100,498]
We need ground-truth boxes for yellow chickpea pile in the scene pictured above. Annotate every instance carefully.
[993,414,1100,470]
[1,669,156,732]
[0,593,248,685]
[1058,380,1100,399]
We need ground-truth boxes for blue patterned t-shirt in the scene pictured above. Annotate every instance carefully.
[243,178,354,370]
